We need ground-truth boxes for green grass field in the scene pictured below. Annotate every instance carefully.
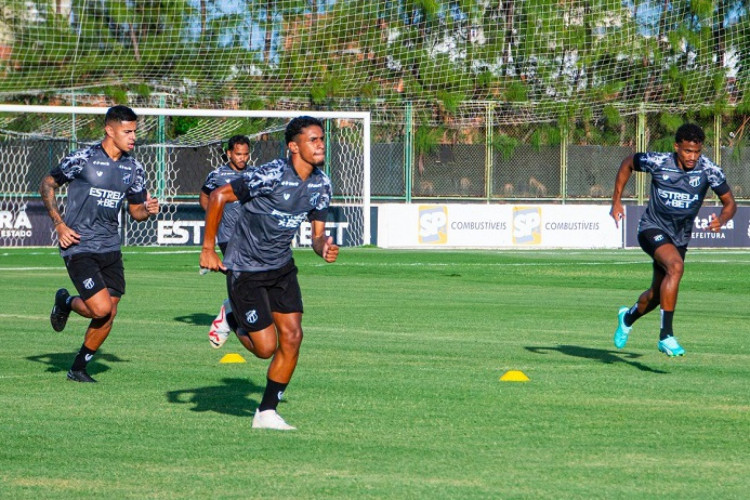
[1,247,749,499]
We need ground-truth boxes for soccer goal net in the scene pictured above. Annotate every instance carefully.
[0,105,370,248]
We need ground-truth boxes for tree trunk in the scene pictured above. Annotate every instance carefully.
[503,0,515,74]
[264,0,273,63]
[129,25,141,61]
[200,0,207,35]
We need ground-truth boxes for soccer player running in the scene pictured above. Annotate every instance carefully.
[610,123,736,356]
[200,116,339,430]
[199,135,252,349]
[41,105,159,382]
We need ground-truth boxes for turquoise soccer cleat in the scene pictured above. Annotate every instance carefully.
[613,306,632,349]
[658,336,685,357]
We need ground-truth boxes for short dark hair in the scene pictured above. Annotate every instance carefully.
[675,123,705,144]
[105,105,137,124]
[227,134,250,151]
[285,116,323,145]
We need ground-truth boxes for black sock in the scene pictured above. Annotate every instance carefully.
[258,378,288,412]
[226,311,238,332]
[71,345,96,372]
[624,303,643,327]
[660,310,674,340]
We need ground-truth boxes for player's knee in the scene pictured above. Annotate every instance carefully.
[280,327,303,350]
[666,260,684,278]
[89,303,113,320]
[254,343,276,359]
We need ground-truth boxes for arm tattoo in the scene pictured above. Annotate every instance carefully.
[39,175,63,225]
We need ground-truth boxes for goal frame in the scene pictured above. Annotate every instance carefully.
[0,104,371,246]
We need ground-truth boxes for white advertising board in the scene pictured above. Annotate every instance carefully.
[377,204,622,249]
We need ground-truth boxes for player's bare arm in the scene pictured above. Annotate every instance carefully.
[39,174,80,248]
[199,191,209,211]
[708,190,737,232]
[610,155,635,227]
[311,220,338,263]
[200,184,237,272]
[129,193,160,222]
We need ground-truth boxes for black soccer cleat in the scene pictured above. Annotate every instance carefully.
[50,288,71,332]
[67,369,97,383]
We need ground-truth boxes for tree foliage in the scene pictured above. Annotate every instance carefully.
[0,0,747,127]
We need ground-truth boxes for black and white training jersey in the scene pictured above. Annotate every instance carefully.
[223,158,331,272]
[201,164,248,246]
[50,143,147,257]
[634,152,730,247]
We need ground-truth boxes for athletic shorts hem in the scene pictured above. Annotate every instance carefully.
[63,251,125,300]
[638,229,687,260]
[226,260,303,333]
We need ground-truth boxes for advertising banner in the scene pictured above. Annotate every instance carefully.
[514,205,621,248]
[377,203,622,249]
[624,205,750,248]
[154,204,363,247]
[0,202,57,247]
[377,204,511,247]
[3,201,366,248]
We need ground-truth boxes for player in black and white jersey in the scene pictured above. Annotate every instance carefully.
[40,105,160,382]
[610,123,736,357]
[199,135,252,349]
[200,116,339,430]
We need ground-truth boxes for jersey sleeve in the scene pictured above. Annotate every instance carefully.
[308,179,332,222]
[230,162,282,204]
[126,161,148,205]
[704,161,730,196]
[308,207,329,222]
[50,149,89,185]
[201,169,219,195]
[632,152,661,173]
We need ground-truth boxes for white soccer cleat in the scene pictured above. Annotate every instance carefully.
[208,299,232,349]
[251,409,296,431]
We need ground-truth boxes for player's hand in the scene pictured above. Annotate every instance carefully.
[200,247,227,273]
[321,236,339,263]
[145,193,160,217]
[55,223,80,249]
[609,203,625,228]
[707,214,724,233]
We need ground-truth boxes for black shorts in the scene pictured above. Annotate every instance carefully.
[226,260,303,333]
[63,251,125,300]
[638,229,687,261]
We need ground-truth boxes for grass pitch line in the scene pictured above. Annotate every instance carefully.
[311,261,648,268]
[0,313,50,321]
[0,267,65,271]
[122,249,201,256]
[311,258,750,268]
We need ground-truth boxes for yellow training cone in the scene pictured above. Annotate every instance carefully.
[500,370,530,382]
[220,353,246,364]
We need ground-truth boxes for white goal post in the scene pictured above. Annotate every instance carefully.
[0,105,370,247]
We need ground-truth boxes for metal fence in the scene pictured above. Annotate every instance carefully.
[367,108,749,204]
[2,108,748,205]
